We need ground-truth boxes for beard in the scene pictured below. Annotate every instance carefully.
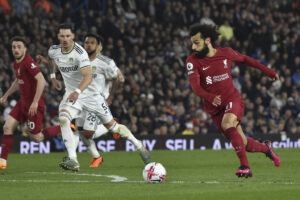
[87,49,96,56]
[13,52,24,60]
[193,44,209,58]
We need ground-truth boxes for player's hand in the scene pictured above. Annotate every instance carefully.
[28,102,38,116]
[51,78,62,90]
[118,73,125,84]
[212,95,221,107]
[36,55,49,65]
[67,92,79,104]
[272,73,279,81]
[0,96,8,105]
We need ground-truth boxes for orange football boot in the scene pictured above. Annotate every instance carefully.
[89,156,103,168]
[0,160,7,170]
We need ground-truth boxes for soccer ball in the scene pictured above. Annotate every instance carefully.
[143,162,167,183]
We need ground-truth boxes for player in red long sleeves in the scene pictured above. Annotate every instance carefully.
[0,36,61,170]
[186,24,280,178]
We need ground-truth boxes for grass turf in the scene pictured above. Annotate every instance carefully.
[0,148,299,200]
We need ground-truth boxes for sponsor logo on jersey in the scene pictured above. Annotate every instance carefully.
[206,76,212,84]
[213,73,229,82]
[205,73,229,85]
[69,57,74,64]
[59,65,79,72]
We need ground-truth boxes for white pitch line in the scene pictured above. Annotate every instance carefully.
[25,171,128,182]
[0,172,297,185]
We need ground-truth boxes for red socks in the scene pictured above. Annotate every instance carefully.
[246,137,268,153]
[42,125,61,139]
[1,135,14,160]
[224,127,249,167]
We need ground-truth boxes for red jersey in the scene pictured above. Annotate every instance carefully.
[13,54,44,105]
[186,47,276,115]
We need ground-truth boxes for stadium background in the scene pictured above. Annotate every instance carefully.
[0,0,300,146]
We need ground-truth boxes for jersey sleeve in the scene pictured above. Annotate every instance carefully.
[48,46,55,59]
[25,57,41,77]
[228,48,277,78]
[186,57,216,103]
[104,60,118,80]
[78,51,91,69]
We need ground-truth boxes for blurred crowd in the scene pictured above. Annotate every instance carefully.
[0,0,300,137]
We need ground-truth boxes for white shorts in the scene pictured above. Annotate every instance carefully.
[75,111,98,131]
[64,93,113,130]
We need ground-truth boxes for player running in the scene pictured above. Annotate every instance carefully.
[47,24,150,171]
[77,33,150,167]
[186,24,280,178]
[0,36,61,170]
[39,32,150,168]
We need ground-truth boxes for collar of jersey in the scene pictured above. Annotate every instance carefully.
[61,42,75,54]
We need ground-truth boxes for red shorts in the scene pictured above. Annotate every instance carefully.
[9,100,45,134]
[211,96,245,134]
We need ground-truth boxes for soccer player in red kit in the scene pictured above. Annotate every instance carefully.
[186,24,281,178]
[0,36,61,170]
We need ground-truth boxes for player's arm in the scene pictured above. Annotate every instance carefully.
[48,58,62,90]
[230,49,279,80]
[189,76,221,107]
[117,69,125,84]
[28,72,46,116]
[66,66,92,104]
[0,79,19,105]
[109,69,125,96]
[186,60,220,106]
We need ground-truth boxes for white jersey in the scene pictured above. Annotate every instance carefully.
[48,42,99,98]
[91,54,119,99]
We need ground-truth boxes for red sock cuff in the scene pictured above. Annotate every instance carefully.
[1,135,14,160]
[42,125,61,139]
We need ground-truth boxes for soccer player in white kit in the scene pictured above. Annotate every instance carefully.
[47,25,150,170]
[48,24,107,171]
[76,33,151,167]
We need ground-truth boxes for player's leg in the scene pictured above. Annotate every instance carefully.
[238,125,280,166]
[92,124,109,139]
[221,113,252,178]
[27,106,61,142]
[0,115,19,169]
[80,111,103,167]
[104,119,150,164]
[58,108,81,171]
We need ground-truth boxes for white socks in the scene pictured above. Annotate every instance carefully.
[59,116,78,162]
[92,125,108,139]
[110,123,142,150]
[79,131,100,158]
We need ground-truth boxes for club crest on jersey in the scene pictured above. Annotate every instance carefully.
[223,59,228,68]
[18,68,21,76]
[92,66,97,72]
[69,57,74,64]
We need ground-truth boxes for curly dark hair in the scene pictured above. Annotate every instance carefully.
[84,33,104,45]
[189,23,220,45]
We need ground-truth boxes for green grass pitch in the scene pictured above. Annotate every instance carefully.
[0,148,299,200]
